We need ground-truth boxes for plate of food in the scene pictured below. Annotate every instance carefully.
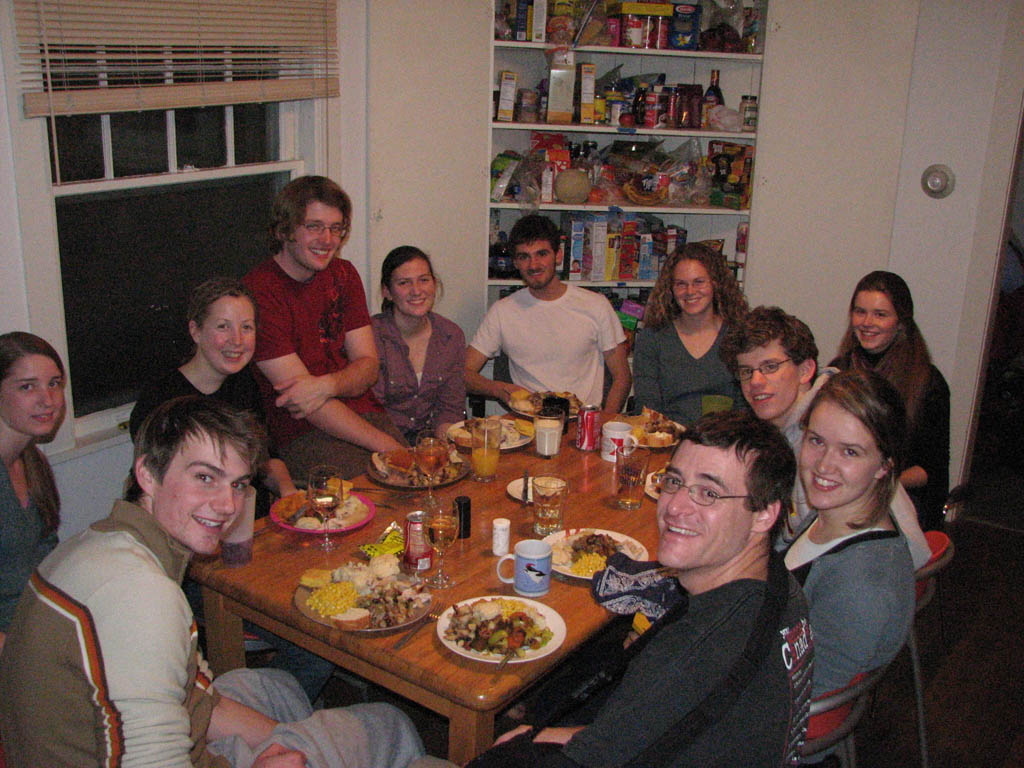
[367,447,469,489]
[447,418,532,451]
[619,408,686,449]
[294,555,432,633]
[437,596,565,664]
[544,528,649,580]
[270,489,376,534]
[645,467,666,500]
[508,389,583,419]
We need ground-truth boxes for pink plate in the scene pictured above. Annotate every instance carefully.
[269,492,376,535]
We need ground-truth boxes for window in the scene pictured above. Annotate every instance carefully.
[7,0,343,431]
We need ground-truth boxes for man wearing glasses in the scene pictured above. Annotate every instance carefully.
[719,307,929,566]
[244,175,403,480]
[465,214,632,416]
[484,410,813,767]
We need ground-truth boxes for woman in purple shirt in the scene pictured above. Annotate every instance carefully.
[371,246,466,443]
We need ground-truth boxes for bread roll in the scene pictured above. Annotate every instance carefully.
[332,607,371,630]
[299,568,333,588]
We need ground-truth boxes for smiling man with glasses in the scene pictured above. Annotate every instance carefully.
[482,410,813,767]
[244,175,404,482]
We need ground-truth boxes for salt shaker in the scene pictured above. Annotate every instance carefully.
[492,518,511,556]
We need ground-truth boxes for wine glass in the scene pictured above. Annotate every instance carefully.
[425,503,457,589]
[414,432,449,505]
[307,464,340,552]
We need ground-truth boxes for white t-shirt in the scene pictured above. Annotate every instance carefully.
[470,285,625,406]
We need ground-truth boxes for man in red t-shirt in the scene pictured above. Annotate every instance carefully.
[244,175,403,480]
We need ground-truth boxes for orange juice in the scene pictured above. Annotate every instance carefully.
[471,446,500,480]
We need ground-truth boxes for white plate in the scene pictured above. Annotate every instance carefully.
[447,420,531,451]
[506,476,534,503]
[436,596,566,664]
[294,576,431,633]
[645,469,664,501]
[543,528,649,580]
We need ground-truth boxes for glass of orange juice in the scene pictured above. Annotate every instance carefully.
[470,418,501,482]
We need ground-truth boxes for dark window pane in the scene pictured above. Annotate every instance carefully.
[176,107,226,169]
[49,115,104,183]
[55,172,290,416]
[234,102,279,164]
[110,111,168,176]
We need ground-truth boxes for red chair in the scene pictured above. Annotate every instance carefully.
[800,665,888,767]
[908,529,955,768]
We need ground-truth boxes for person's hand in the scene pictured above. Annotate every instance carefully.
[496,381,524,406]
[252,742,307,767]
[274,374,332,419]
[493,724,534,746]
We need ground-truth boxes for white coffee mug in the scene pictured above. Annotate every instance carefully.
[601,421,639,462]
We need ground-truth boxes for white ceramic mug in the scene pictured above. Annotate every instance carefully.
[601,421,639,462]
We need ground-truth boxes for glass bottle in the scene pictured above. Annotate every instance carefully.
[701,70,724,129]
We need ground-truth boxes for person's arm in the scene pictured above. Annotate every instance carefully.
[465,345,522,405]
[256,354,401,452]
[266,326,379,419]
[207,693,278,747]
[262,458,298,498]
[602,341,632,416]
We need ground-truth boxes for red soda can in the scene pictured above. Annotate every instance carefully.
[575,404,602,451]
[403,510,433,572]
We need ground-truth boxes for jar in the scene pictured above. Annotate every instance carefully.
[740,95,759,132]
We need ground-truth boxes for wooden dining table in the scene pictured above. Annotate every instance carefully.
[189,425,673,764]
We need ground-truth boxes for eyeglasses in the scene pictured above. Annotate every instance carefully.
[735,358,792,381]
[302,221,349,238]
[657,474,749,506]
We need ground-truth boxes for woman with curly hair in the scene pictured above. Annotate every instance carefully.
[0,332,64,652]
[632,242,748,425]
[830,271,949,530]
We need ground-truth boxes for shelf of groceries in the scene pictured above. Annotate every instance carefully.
[490,201,748,215]
[492,121,755,140]
[494,40,762,62]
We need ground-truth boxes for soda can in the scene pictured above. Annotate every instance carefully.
[402,510,433,572]
[575,404,602,451]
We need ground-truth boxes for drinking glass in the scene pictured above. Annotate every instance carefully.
[532,474,568,536]
[470,418,501,482]
[415,433,449,504]
[307,464,340,552]
[534,407,564,458]
[425,504,457,588]
[615,446,650,510]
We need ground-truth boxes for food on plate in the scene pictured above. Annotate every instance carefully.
[444,598,553,658]
[551,530,625,577]
[299,568,334,589]
[509,390,583,417]
[372,447,463,486]
[303,554,429,630]
[621,407,685,448]
[292,494,370,531]
[513,418,535,437]
[331,607,371,630]
[447,418,524,450]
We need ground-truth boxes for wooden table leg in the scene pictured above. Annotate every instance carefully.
[447,706,495,765]
[201,586,245,675]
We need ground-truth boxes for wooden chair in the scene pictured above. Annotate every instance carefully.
[799,665,888,767]
[908,529,955,768]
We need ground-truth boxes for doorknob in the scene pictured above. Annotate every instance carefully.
[921,164,955,198]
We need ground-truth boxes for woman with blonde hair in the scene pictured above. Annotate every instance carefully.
[633,242,748,424]
[0,332,65,651]
[785,369,915,699]
[831,270,949,530]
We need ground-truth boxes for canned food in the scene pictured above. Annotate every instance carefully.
[575,404,602,451]
[402,510,433,572]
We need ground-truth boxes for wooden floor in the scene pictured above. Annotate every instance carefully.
[321,448,1024,765]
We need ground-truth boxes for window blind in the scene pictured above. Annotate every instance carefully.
[14,0,339,118]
